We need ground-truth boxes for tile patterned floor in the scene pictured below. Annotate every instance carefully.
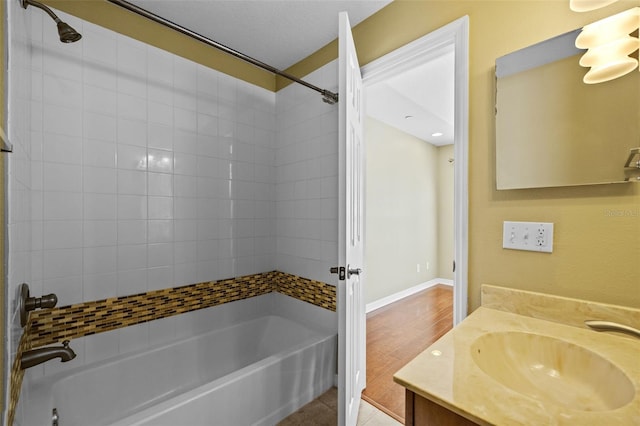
[278,387,401,426]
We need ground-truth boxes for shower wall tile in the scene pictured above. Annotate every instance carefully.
[8,8,277,386]
[7,0,36,423]
[275,61,339,285]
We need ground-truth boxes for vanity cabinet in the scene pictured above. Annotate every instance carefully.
[405,390,479,426]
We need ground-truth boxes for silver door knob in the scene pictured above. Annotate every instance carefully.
[347,267,362,278]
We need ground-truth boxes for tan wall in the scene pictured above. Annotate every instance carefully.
[287,0,640,311]
[364,117,439,304]
[437,145,454,281]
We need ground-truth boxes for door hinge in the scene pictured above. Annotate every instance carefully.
[330,266,346,280]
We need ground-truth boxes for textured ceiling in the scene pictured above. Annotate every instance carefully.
[129,0,393,70]
[126,0,452,143]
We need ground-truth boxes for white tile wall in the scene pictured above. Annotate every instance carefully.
[7,0,37,421]
[8,8,278,383]
[275,62,339,285]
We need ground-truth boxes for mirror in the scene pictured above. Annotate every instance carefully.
[495,29,639,190]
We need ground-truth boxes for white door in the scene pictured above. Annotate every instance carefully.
[337,11,365,426]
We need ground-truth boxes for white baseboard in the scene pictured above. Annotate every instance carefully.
[366,278,453,314]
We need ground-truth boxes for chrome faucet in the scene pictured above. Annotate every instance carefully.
[585,320,640,339]
[21,340,76,369]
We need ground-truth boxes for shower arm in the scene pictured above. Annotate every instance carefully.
[21,0,82,43]
[106,0,339,105]
[22,0,60,23]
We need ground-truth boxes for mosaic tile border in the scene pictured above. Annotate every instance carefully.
[8,327,31,426]
[275,273,337,312]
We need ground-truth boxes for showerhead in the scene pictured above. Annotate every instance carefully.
[22,0,82,43]
[56,21,82,43]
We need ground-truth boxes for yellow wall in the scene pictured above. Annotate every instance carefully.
[365,117,440,304]
[284,0,640,311]
[8,1,640,314]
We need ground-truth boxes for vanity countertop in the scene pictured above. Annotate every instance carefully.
[393,306,640,425]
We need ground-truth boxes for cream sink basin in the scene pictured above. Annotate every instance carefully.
[470,331,636,411]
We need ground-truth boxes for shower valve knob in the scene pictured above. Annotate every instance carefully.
[25,293,58,311]
[19,283,59,327]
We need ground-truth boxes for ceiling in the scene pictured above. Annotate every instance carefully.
[129,0,392,70]
[365,46,455,146]
[127,0,453,146]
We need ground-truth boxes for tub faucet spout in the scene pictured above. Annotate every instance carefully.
[585,320,640,339]
[21,340,76,369]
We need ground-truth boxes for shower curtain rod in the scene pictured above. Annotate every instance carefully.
[107,0,339,104]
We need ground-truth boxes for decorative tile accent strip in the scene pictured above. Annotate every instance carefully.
[8,326,31,426]
[274,272,337,312]
[29,272,274,348]
[28,271,336,349]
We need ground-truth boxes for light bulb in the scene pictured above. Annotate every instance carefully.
[575,7,640,48]
[583,57,638,83]
[579,36,639,67]
[570,0,620,12]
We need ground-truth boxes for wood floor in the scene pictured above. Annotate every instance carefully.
[362,285,454,424]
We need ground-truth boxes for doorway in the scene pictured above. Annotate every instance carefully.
[359,15,469,422]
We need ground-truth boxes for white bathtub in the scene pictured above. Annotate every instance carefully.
[19,293,337,426]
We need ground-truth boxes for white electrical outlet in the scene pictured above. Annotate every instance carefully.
[503,221,554,253]
[417,263,421,273]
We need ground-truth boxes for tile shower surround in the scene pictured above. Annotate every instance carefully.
[10,3,339,313]
[8,5,339,425]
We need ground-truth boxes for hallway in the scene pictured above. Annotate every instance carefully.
[362,285,454,423]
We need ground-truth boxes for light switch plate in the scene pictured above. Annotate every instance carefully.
[503,221,554,253]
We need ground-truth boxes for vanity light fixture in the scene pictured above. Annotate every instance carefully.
[574,7,640,84]
[570,0,619,12]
